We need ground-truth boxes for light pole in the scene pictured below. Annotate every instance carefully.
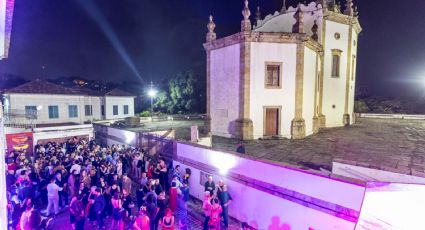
[148,82,157,116]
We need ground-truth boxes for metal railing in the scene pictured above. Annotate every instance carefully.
[3,109,37,129]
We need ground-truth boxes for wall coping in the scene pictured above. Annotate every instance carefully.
[176,140,367,187]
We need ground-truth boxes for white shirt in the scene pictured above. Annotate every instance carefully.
[47,182,62,198]
[70,164,81,174]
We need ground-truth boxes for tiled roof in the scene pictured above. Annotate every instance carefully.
[104,88,136,97]
[5,79,80,95]
[5,79,135,97]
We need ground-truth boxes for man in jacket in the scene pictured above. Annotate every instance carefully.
[93,188,105,229]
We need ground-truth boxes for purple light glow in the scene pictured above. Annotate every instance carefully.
[0,0,15,59]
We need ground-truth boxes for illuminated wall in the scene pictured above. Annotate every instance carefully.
[356,182,425,230]
[0,0,15,59]
[175,142,366,229]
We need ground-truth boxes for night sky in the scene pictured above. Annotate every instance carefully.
[1,0,425,99]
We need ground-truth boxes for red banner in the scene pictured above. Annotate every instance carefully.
[6,132,33,154]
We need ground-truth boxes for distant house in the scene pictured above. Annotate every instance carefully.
[2,79,136,125]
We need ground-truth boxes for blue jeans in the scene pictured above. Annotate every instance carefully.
[222,207,229,227]
[96,212,104,229]
[203,215,210,230]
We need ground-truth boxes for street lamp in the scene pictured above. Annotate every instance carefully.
[148,83,157,116]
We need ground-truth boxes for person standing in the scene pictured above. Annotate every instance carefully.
[236,142,246,154]
[87,186,98,227]
[160,208,175,230]
[121,174,132,193]
[209,198,223,230]
[20,199,35,230]
[146,193,159,230]
[169,179,179,212]
[219,185,232,228]
[156,192,167,230]
[111,193,124,230]
[182,168,191,202]
[122,188,133,216]
[140,172,148,187]
[216,180,225,202]
[133,207,150,230]
[202,191,212,230]
[94,188,106,229]
[204,176,215,196]
[46,176,63,216]
[158,159,168,191]
[55,172,68,208]
[70,195,86,230]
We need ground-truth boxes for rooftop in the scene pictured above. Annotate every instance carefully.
[212,117,425,178]
[4,79,135,97]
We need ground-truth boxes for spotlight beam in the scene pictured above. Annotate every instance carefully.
[76,0,142,80]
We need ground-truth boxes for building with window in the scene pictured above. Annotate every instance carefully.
[204,0,361,140]
[3,79,136,125]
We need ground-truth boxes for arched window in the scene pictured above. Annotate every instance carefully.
[331,49,342,78]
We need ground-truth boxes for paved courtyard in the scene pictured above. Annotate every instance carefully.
[212,118,425,178]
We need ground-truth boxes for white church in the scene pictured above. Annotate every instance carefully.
[204,0,361,140]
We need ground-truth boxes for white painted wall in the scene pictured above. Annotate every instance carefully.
[322,21,350,127]
[83,96,104,122]
[302,47,318,136]
[210,44,240,138]
[104,96,135,120]
[176,143,366,229]
[333,162,425,185]
[5,94,102,124]
[249,42,297,138]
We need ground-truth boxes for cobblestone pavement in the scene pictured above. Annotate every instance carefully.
[212,118,425,177]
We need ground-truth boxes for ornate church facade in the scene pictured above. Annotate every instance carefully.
[204,0,361,140]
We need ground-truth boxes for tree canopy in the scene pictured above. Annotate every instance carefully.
[153,71,205,114]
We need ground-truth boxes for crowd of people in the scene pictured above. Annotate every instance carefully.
[5,137,237,230]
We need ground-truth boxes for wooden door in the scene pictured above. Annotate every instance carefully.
[265,108,279,136]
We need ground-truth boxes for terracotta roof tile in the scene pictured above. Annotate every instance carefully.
[104,88,136,97]
[5,79,135,97]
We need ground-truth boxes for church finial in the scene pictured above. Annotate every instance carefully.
[241,0,251,31]
[281,0,287,13]
[206,15,216,42]
[292,4,304,33]
[311,20,319,41]
[255,6,261,26]
[326,0,336,11]
[344,0,354,16]
[354,6,359,18]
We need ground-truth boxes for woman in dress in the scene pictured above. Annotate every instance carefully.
[111,193,124,230]
[161,208,175,230]
[169,181,178,212]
